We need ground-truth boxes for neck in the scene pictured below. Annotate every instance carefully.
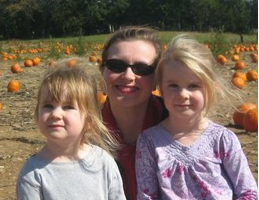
[38,142,90,162]
[110,101,149,145]
[163,115,208,135]
[162,116,209,146]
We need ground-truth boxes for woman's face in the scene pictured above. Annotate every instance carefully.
[102,40,157,108]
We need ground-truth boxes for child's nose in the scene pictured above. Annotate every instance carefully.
[50,107,62,119]
[178,88,189,99]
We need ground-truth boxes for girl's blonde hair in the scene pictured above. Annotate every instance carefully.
[35,59,119,157]
[157,34,241,115]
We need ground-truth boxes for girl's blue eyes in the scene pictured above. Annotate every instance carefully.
[189,84,200,88]
[63,105,74,110]
[42,104,74,110]
[43,104,53,109]
[168,84,200,89]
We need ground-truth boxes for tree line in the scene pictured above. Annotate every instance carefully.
[0,0,257,40]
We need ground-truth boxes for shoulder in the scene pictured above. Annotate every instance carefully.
[19,154,44,174]
[137,123,167,149]
[142,123,163,137]
[207,121,241,148]
[17,154,47,184]
[87,145,118,167]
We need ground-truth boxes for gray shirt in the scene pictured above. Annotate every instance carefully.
[16,145,126,200]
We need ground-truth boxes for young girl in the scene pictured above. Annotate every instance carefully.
[135,35,258,200]
[16,65,126,200]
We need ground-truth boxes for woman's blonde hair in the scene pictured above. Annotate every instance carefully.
[99,25,162,72]
[157,34,241,115]
[35,58,119,157]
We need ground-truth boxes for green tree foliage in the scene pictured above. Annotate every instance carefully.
[0,0,257,39]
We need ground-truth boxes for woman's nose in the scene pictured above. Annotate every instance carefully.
[122,67,136,80]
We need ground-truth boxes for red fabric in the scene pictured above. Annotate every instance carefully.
[101,95,165,200]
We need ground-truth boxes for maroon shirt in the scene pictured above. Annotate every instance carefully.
[101,95,167,200]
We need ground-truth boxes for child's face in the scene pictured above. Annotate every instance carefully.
[161,60,206,120]
[37,87,86,145]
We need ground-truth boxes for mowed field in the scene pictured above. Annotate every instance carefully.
[0,37,258,199]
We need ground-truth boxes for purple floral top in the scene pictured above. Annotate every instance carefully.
[135,121,258,200]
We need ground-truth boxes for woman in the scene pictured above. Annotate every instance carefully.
[99,26,168,200]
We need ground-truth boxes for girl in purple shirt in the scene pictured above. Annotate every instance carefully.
[135,34,258,200]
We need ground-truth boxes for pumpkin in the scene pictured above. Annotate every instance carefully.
[48,60,57,68]
[66,59,77,68]
[152,89,161,96]
[89,55,98,63]
[97,91,107,105]
[246,70,258,81]
[234,61,246,70]
[233,103,257,128]
[7,80,20,92]
[0,102,2,110]
[65,49,71,55]
[24,59,33,67]
[97,58,102,64]
[217,54,227,65]
[250,53,258,63]
[11,63,22,73]
[231,77,245,89]
[232,71,247,81]
[243,108,258,132]
[32,57,41,66]
[231,54,239,61]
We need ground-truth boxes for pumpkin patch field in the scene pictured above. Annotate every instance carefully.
[0,40,258,199]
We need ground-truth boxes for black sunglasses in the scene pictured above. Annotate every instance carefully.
[104,59,155,76]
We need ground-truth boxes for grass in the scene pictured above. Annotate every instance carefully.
[0,31,257,59]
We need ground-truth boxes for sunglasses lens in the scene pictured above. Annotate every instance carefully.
[105,59,155,76]
[132,64,155,76]
[105,60,127,73]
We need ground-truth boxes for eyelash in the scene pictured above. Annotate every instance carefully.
[42,104,74,110]
[168,84,200,89]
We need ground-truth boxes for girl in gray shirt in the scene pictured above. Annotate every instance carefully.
[16,62,126,200]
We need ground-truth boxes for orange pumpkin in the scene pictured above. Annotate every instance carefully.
[66,59,77,68]
[233,103,257,128]
[7,80,20,92]
[89,55,98,63]
[32,57,41,66]
[152,89,161,96]
[232,71,247,81]
[234,61,246,70]
[217,54,227,65]
[231,77,245,89]
[246,70,258,81]
[24,59,33,67]
[97,58,102,64]
[48,60,57,68]
[65,49,71,55]
[11,63,22,73]
[97,91,107,105]
[231,54,239,61]
[0,102,2,110]
[250,53,258,63]
[243,108,258,132]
